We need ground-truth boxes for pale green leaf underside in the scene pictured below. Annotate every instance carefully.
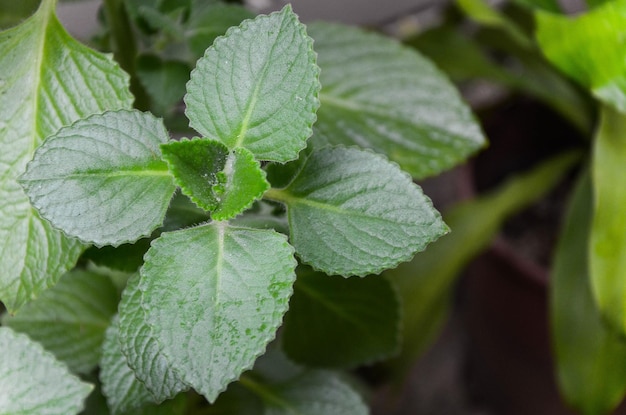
[553,171,626,415]
[536,0,626,113]
[0,0,132,311]
[185,6,320,162]
[283,267,400,368]
[590,107,626,335]
[0,327,93,415]
[269,147,448,277]
[101,315,158,415]
[139,222,297,402]
[263,371,368,415]
[308,22,485,179]
[2,269,118,374]
[161,138,269,220]
[20,110,176,247]
[118,273,188,402]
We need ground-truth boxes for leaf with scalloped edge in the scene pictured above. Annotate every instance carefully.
[161,138,269,220]
[138,222,296,402]
[265,147,448,277]
[308,22,485,179]
[118,273,188,403]
[0,0,133,312]
[19,110,176,247]
[0,326,93,415]
[2,269,118,374]
[282,267,401,368]
[184,5,320,162]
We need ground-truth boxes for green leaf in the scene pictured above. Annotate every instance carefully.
[552,169,626,415]
[590,106,626,334]
[101,316,188,415]
[137,55,189,116]
[0,326,93,415]
[0,0,132,312]
[308,22,486,179]
[101,315,155,414]
[265,147,448,277]
[184,6,320,162]
[239,371,368,415]
[536,1,626,112]
[1,269,118,374]
[138,222,297,402]
[161,138,269,220]
[118,273,188,402]
[185,3,254,59]
[20,110,176,247]
[282,267,400,368]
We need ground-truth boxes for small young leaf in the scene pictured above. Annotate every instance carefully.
[283,267,401,368]
[308,22,486,179]
[185,6,320,162]
[0,0,132,312]
[2,269,118,374]
[138,222,297,402]
[20,110,176,247]
[553,170,626,415]
[266,147,448,277]
[536,0,626,112]
[161,138,269,220]
[0,327,93,415]
[118,274,188,402]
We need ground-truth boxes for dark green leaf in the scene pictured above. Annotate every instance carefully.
[283,267,400,368]
[137,55,189,115]
[161,138,269,220]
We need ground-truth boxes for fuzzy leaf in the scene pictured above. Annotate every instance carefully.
[0,0,132,312]
[184,6,320,162]
[20,110,176,247]
[308,22,485,179]
[101,315,158,414]
[2,269,118,374]
[161,138,269,220]
[0,327,93,414]
[118,274,188,402]
[536,0,626,112]
[266,147,448,276]
[138,222,296,402]
[553,170,626,415]
[283,267,400,368]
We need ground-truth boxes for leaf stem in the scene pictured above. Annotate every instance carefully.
[263,188,289,203]
[102,0,150,110]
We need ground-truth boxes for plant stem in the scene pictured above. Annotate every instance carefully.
[239,375,292,409]
[102,0,150,110]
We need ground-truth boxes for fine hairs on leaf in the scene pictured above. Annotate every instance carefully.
[0,2,492,414]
